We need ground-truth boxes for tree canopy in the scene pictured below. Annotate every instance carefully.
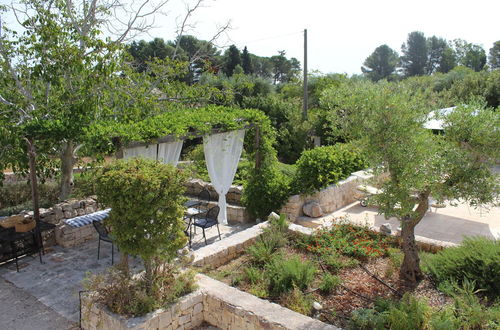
[361,44,399,81]
[323,81,499,281]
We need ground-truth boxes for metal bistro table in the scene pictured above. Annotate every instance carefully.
[0,221,56,271]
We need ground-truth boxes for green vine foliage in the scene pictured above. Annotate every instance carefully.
[92,158,188,263]
[242,115,291,219]
[86,104,286,220]
[85,105,269,154]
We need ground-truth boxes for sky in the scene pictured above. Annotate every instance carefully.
[144,0,499,75]
[2,0,499,75]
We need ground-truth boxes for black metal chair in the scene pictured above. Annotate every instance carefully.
[92,221,115,265]
[197,188,211,213]
[190,206,221,246]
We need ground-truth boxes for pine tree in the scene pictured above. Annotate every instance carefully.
[242,46,253,74]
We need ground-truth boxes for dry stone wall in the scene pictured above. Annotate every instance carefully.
[6,197,100,248]
[281,170,373,222]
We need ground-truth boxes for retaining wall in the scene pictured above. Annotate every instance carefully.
[280,170,373,222]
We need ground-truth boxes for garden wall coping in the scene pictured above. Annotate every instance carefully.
[199,274,338,330]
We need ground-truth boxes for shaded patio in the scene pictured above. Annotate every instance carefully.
[0,222,251,325]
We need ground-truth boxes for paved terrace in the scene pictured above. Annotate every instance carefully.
[0,222,250,329]
[309,200,500,244]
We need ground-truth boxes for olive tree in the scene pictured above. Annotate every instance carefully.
[92,158,188,292]
[323,82,499,282]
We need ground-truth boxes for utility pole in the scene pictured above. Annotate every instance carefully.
[302,29,308,120]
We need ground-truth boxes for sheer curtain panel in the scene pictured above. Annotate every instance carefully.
[158,141,183,166]
[203,130,245,224]
[123,145,157,160]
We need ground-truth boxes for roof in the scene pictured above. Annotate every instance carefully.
[424,106,456,130]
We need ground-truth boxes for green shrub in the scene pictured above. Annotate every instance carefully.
[281,286,313,315]
[91,158,190,310]
[349,294,432,330]
[244,267,263,285]
[267,255,316,295]
[242,164,291,219]
[247,232,287,266]
[439,279,500,329]
[0,181,59,215]
[349,308,385,330]
[292,144,366,194]
[319,273,341,293]
[426,236,500,299]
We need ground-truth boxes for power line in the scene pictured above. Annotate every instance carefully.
[224,30,303,48]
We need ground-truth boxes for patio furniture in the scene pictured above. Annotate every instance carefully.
[190,205,221,246]
[92,221,115,265]
[0,220,55,271]
[64,209,111,228]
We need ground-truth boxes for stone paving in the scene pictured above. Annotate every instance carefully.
[316,200,500,244]
[0,222,251,328]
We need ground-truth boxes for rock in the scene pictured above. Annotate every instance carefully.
[313,301,323,311]
[380,223,392,235]
[268,212,280,221]
[62,203,72,212]
[302,202,323,218]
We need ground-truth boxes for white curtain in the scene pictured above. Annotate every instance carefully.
[158,141,183,166]
[123,145,157,160]
[203,129,245,225]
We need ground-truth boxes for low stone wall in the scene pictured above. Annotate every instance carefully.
[81,290,204,330]
[281,170,373,222]
[185,179,243,205]
[192,222,267,268]
[4,197,100,248]
[200,274,337,330]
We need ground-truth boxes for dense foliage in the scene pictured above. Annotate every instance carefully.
[92,158,188,262]
[425,237,500,299]
[292,144,366,194]
[0,182,59,216]
[82,158,197,316]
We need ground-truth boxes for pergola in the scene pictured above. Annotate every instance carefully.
[93,106,267,224]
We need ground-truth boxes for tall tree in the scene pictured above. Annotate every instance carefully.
[454,39,487,72]
[488,41,500,69]
[427,36,456,74]
[223,45,241,77]
[242,46,253,74]
[361,44,399,81]
[401,31,428,77]
[327,82,499,282]
[438,46,457,73]
[1,0,214,200]
[270,51,301,84]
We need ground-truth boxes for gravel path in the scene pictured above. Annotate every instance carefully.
[0,279,76,330]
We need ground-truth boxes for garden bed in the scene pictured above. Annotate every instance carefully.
[204,219,498,329]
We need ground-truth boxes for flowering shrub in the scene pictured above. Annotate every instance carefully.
[305,223,395,259]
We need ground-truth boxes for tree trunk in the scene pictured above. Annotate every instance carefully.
[59,141,77,201]
[399,191,430,283]
[143,258,153,295]
[400,219,423,282]
[26,138,40,226]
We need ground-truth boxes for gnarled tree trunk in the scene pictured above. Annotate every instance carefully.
[399,191,430,283]
[59,141,77,201]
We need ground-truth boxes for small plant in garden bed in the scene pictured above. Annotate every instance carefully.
[300,221,396,260]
